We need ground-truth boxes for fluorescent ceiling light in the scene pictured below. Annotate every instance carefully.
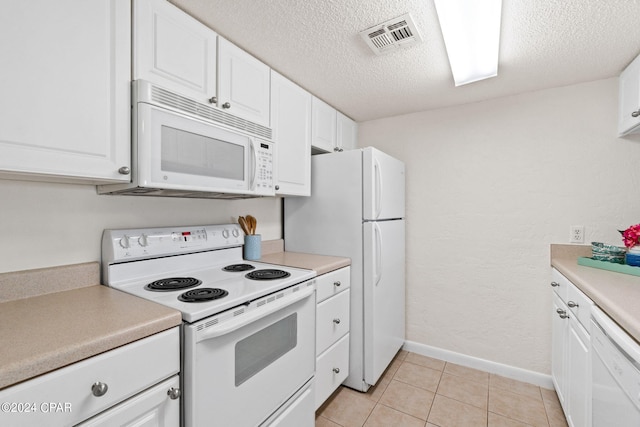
[434,0,502,86]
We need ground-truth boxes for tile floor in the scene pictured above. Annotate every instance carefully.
[315,350,568,427]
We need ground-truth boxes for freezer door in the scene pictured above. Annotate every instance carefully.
[363,219,406,386]
[363,148,405,221]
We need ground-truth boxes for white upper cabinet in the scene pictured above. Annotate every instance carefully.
[134,0,271,135]
[0,0,131,183]
[312,97,338,153]
[218,38,271,127]
[618,53,640,136]
[134,0,217,104]
[337,112,358,151]
[312,97,357,153]
[271,72,312,196]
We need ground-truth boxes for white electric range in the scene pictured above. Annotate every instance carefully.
[102,224,317,427]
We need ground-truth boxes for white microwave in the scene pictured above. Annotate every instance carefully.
[98,80,275,198]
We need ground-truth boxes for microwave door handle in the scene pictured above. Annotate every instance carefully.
[195,285,314,343]
[249,138,257,191]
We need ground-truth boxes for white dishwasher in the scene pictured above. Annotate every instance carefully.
[591,306,640,427]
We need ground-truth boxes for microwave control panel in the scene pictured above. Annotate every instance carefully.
[254,140,274,195]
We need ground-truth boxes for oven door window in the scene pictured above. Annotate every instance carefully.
[235,313,297,386]
[161,125,244,180]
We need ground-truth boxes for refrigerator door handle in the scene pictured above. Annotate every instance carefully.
[374,159,382,219]
[374,222,383,286]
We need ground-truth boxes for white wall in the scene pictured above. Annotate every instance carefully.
[359,77,640,374]
[0,179,282,274]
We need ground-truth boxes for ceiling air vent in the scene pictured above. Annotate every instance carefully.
[359,13,422,55]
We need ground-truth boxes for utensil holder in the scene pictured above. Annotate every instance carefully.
[244,235,261,260]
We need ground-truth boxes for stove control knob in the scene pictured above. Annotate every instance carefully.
[222,229,230,239]
[138,234,149,247]
[119,235,130,249]
[232,228,240,238]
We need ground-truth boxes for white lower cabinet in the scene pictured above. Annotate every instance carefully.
[0,327,180,427]
[551,268,593,427]
[314,267,351,409]
[77,375,180,426]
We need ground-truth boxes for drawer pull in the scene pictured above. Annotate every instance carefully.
[550,282,559,287]
[167,387,181,400]
[567,301,579,308]
[333,318,341,324]
[333,368,340,374]
[334,281,341,287]
[91,382,108,397]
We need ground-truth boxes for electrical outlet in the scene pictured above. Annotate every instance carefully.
[570,226,585,243]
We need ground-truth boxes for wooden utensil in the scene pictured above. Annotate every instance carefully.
[246,215,257,235]
[238,216,250,235]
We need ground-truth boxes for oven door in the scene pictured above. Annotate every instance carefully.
[136,102,257,194]
[183,285,315,427]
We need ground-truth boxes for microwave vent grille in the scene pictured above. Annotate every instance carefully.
[150,86,272,140]
[100,187,261,199]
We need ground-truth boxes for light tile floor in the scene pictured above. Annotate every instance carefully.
[315,350,568,427]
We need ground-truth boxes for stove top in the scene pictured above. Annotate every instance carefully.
[102,224,316,323]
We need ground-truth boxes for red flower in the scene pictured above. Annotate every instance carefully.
[621,224,640,248]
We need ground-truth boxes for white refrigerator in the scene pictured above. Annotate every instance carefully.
[284,147,405,392]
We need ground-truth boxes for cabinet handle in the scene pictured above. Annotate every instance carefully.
[567,301,579,308]
[275,185,280,191]
[333,318,341,324]
[222,102,231,109]
[550,282,559,287]
[334,281,341,287]
[91,382,108,397]
[556,308,566,315]
[209,96,218,104]
[559,313,570,319]
[632,109,640,118]
[333,368,340,374]
[333,147,340,152]
[167,387,181,400]
[118,166,130,175]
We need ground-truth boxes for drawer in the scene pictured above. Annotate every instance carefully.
[316,289,350,355]
[0,327,179,427]
[315,333,349,410]
[316,267,350,303]
[566,280,594,330]
[551,268,570,302]
[77,375,180,426]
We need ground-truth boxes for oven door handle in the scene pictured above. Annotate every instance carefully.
[196,285,315,342]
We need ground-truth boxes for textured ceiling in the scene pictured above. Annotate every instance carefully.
[169,0,640,122]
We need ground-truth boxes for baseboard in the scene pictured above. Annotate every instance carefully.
[402,340,554,389]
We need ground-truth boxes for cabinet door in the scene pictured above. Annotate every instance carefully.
[77,376,180,426]
[134,0,217,104]
[567,319,591,427]
[618,54,640,136]
[0,0,131,183]
[551,293,568,408]
[311,97,337,153]
[337,112,358,151]
[218,37,271,127]
[271,72,311,196]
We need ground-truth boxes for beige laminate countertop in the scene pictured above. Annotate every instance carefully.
[0,263,182,390]
[260,251,351,276]
[551,244,640,344]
